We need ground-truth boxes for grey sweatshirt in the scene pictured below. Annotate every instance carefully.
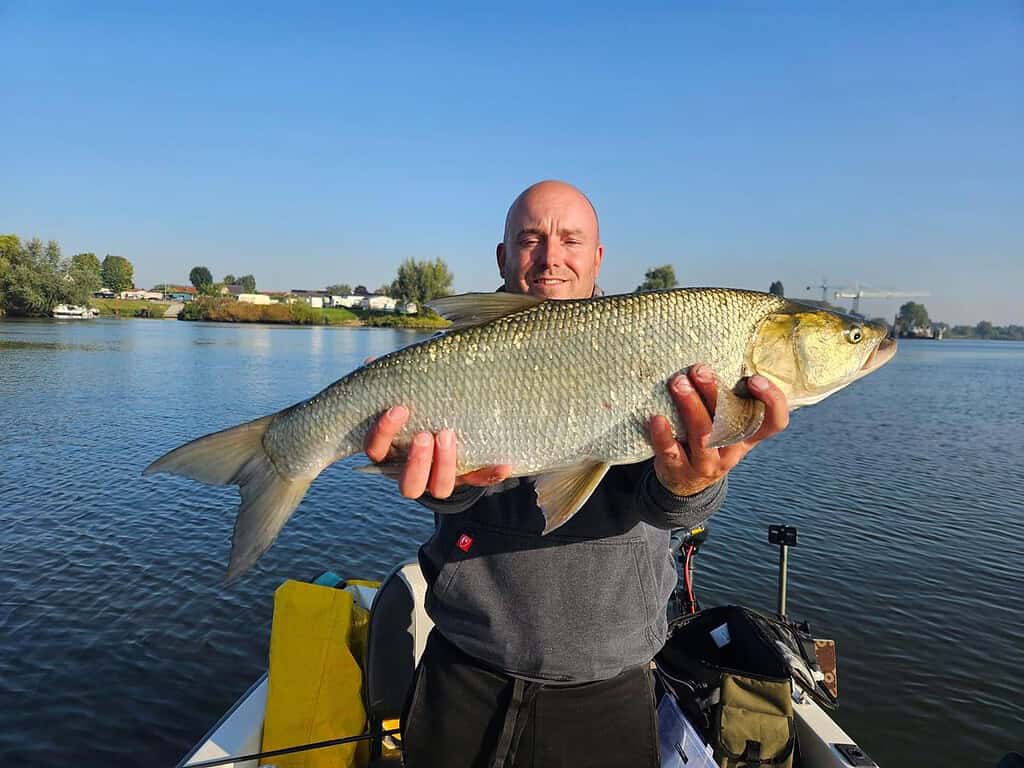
[417,462,726,684]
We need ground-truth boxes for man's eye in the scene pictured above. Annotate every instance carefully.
[519,238,540,247]
[564,239,581,246]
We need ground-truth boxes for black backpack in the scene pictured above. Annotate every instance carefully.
[655,605,837,768]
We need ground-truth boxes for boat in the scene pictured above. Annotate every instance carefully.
[52,304,98,319]
[176,531,883,768]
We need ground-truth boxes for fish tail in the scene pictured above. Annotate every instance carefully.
[143,414,316,584]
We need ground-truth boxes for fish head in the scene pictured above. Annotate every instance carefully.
[749,304,896,408]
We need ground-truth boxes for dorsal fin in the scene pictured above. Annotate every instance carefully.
[427,292,545,331]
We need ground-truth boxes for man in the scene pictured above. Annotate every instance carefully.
[365,180,789,767]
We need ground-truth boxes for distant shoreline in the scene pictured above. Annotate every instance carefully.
[88,297,449,330]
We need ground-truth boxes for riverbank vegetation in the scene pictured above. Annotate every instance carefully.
[92,298,171,318]
[179,296,450,328]
[0,235,125,317]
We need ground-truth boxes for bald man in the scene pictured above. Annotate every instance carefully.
[365,181,790,767]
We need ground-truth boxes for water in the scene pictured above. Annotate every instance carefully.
[1,319,1021,767]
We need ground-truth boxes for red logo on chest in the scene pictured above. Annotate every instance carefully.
[456,533,473,553]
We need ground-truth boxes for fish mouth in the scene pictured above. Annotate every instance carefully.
[859,336,897,376]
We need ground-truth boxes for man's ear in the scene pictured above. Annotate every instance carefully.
[593,243,604,277]
[496,242,506,278]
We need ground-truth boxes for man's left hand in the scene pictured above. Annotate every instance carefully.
[648,363,789,497]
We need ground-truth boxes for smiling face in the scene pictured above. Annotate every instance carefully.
[497,180,604,300]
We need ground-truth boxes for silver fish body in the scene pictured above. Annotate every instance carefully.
[145,288,895,581]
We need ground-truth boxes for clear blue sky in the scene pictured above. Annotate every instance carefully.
[2,1,1020,325]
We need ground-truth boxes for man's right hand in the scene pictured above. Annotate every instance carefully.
[364,405,513,500]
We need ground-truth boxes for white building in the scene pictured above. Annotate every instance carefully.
[238,293,271,305]
[120,290,164,301]
[398,301,418,315]
[364,295,398,312]
[330,295,365,309]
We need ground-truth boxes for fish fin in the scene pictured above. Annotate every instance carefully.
[534,461,611,534]
[143,415,276,482]
[708,384,766,449]
[353,461,404,479]
[226,462,315,584]
[144,415,317,584]
[427,292,545,331]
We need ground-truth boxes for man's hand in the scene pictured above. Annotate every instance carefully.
[648,364,789,497]
[364,405,513,499]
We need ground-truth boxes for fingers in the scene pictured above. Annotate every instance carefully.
[648,414,686,466]
[399,432,435,498]
[427,430,457,499]
[364,405,409,462]
[688,363,718,416]
[745,375,789,443]
[669,372,716,475]
[458,464,514,487]
[717,374,790,470]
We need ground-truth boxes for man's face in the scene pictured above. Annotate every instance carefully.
[497,183,603,300]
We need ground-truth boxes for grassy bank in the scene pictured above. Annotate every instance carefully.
[179,297,448,329]
[92,298,172,318]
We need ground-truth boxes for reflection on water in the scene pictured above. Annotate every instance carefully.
[1,319,1022,767]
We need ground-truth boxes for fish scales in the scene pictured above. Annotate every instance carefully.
[262,288,786,479]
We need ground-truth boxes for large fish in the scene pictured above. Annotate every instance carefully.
[145,288,895,581]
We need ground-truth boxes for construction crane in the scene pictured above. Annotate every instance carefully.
[832,287,929,316]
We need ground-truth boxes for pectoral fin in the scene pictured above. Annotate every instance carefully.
[534,461,611,534]
[708,382,766,449]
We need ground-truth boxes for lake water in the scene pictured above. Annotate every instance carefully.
[1,318,1021,767]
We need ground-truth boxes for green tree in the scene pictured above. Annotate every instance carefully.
[238,274,256,293]
[898,301,930,330]
[189,266,213,293]
[375,284,392,297]
[326,283,352,296]
[65,253,103,306]
[101,255,134,293]
[769,280,785,297]
[0,236,62,315]
[222,273,237,285]
[72,252,102,279]
[354,285,368,296]
[0,235,21,302]
[389,258,454,306]
[975,320,993,339]
[636,265,677,292]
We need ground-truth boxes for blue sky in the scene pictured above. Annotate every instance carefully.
[2,1,1020,325]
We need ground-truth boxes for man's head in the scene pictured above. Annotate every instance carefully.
[497,180,603,300]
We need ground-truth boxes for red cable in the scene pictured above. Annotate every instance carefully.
[684,544,697,614]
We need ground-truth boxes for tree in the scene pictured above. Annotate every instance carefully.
[65,253,102,305]
[326,283,352,296]
[389,258,454,306]
[222,273,237,286]
[769,280,785,297]
[897,301,930,330]
[45,239,62,269]
[102,255,134,293]
[189,266,213,293]
[354,285,368,296]
[636,265,677,292]
[238,274,256,293]
[975,320,993,339]
[0,236,63,315]
[375,284,392,297]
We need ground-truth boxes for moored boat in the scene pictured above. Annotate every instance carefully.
[52,304,98,319]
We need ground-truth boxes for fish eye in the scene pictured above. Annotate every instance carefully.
[846,326,863,344]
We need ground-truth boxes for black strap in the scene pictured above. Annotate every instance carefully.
[490,677,541,768]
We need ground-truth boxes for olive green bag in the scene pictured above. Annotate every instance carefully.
[656,606,835,768]
[714,673,794,767]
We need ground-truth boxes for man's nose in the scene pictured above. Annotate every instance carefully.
[536,240,565,269]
